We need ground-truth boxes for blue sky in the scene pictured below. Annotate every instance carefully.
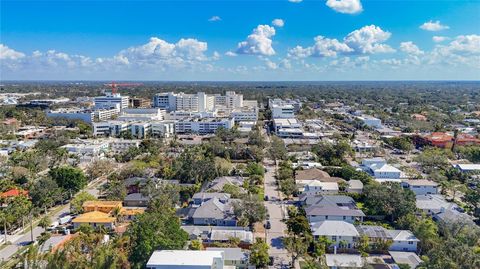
[1,0,480,80]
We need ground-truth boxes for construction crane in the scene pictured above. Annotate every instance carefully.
[104,82,143,94]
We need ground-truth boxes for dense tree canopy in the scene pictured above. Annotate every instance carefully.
[126,206,188,268]
[49,166,87,193]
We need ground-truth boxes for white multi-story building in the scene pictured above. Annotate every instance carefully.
[214,91,243,109]
[130,122,151,138]
[268,98,302,112]
[153,92,214,112]
[175,93,200,112]
[118,108,165,121]
[47,108,95,124]
[152,92,176,110]
[230,107,258,122]
[175,118,234,134]
[151,121,175,138]
[94,93,129,111]
[197,92,215,112]
[271,104,295,119]
[62,141,109,156]
[357,115,382,129]
[167,110,217,120]
[47,108,119,124]
[93,121,130,137]
[154,91,246,113]
[238,121,257,133]
[273,118,302,133]
[109,139,141,154]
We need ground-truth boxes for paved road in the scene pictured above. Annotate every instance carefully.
[0,176,105,263]
[263,158,290,268]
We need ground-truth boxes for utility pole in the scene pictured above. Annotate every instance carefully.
[3,219,7,243]
[30,213,33,243]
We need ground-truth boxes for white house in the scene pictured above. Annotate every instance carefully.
[206,248,249,269]
[356,225,419,252]
[403,180,438,195]
[305,197,365,224]
[415,194,458,216]
[388,230,419,252]
[146,250,225,269]
[346,180,364,194]
[361,158,402,182]
[298,180,339,195]
[310,220,359,249]
[454,163,480,173]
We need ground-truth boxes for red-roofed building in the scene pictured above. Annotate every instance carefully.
[0,189,29,199]
[411,114,427,121]
[417,132,480,148]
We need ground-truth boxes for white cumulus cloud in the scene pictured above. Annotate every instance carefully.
[344,25,395,54]
[400,41,424,55]
[208,16,221,22]
[432,36,449,43]
[1,37,212,75]
[236,25,276,56]
[288,25,393,59]
[272,19,285,28]
[326,0,363,14]
[225,51,237,57]
[117,37,208,66]
[428,34,480,68]
[420,20,450,31]
[0,44,26,60]
[288,36,353,58]
[442,35,480,55]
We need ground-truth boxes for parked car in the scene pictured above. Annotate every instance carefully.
[265,221,271,229]
[47,221,59,231]
[59,215,73,225]
[268,256,274,266]
[264,195,269,201]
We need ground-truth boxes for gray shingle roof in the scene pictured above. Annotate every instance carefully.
[191,198,235,220]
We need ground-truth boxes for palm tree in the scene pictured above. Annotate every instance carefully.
[22,245,45,269]
[451,129,459,152]
[38,215,51,233]
[111,206,123,224]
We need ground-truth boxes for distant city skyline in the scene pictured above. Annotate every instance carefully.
[1,0,479,80]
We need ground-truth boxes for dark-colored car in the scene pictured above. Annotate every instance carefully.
[268,256,274,266]
[264,195,269,201]
[265,221,271,229]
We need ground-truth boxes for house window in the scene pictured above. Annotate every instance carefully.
[408,241,414,244]
[332,236,337,241]
[325,216,329,220]
[343,216,346,220]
